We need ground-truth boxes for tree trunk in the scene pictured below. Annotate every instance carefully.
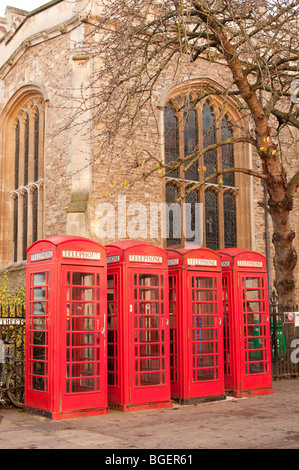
[267,179,297,305]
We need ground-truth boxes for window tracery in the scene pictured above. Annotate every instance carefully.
[164,88,239,249]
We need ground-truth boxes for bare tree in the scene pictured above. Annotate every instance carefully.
[75,0,299,304]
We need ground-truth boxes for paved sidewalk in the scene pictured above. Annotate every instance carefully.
[0,379,299,450]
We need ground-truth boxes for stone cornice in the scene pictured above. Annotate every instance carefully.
[0,13,83,80]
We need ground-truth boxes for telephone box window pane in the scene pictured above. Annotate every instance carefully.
[72,303,94,316]
[33,347,45,360]
[194,368,216,381]
[140,358,161,371]
[140,344,160,357]
[249,363,264,374]
[33,287,46,300]
[33,332,46,345]
[72,272,95,286]
[33,377,45,391]
[33,302,45,315]
[33,318,46,330]
[139,289,159,301]
[72,287,94,301]
[33,362,45,376]
[140,373,161,386]
[245,277,261,289]
[70,318,94,331]
[196,277,213,289]
[195,290,214,302]
[34,272,46,286]
[139,274,159,286]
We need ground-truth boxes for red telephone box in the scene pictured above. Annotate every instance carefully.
[218,248,274,397]
[105,240,172,411]
[25,236,108,419]
[167,246,225,403]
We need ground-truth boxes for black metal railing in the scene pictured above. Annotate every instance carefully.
[0,303,25,367]
[270,290,299,379]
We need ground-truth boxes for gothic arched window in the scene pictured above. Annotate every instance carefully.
[164,91,238,249]
[1,88,45,266]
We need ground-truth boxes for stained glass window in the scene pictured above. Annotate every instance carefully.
[34,109,39,182]
[32,190,38,244]
[164,103,179,178]
[14,121,20,263]
[202,102,217,181]
[15,121,20,190]
[164,95,238,249]
[13,198,18,263]
[22,191,28,261]
[205,189,219,250]
[221,117,235,186]
[223,193,237,248]
[24,114,29,186]
[11,98,44,263]
[166,182,181,247]
[185,189,199,243]
[184,102,199,181]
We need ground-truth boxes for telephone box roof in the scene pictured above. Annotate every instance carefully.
[27,235,100,251]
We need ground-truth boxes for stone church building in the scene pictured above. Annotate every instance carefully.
[0,0,298,298]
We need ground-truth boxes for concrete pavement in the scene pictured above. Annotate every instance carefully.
[0,379,298,450]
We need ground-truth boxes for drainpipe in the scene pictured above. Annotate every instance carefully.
[259,90,273,299]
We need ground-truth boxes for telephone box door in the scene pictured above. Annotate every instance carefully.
[187,271,223,397]
[238,273,272,391]
[129,268,170,405]
[59,265,107,412]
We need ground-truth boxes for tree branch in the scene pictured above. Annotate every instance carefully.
[287,170,299,198]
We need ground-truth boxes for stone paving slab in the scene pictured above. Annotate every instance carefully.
[0,379,298,450]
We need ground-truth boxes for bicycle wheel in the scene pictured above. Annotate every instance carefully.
[6,367,24,408]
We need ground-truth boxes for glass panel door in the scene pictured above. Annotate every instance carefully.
[169,274,178,383]
[222,275,231,377]
[242,276,268,375]
[190,275,219,382]
[132,272,166,389]
[65,270,101,394]
[107,273,118,387]
[28,271,49,392]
